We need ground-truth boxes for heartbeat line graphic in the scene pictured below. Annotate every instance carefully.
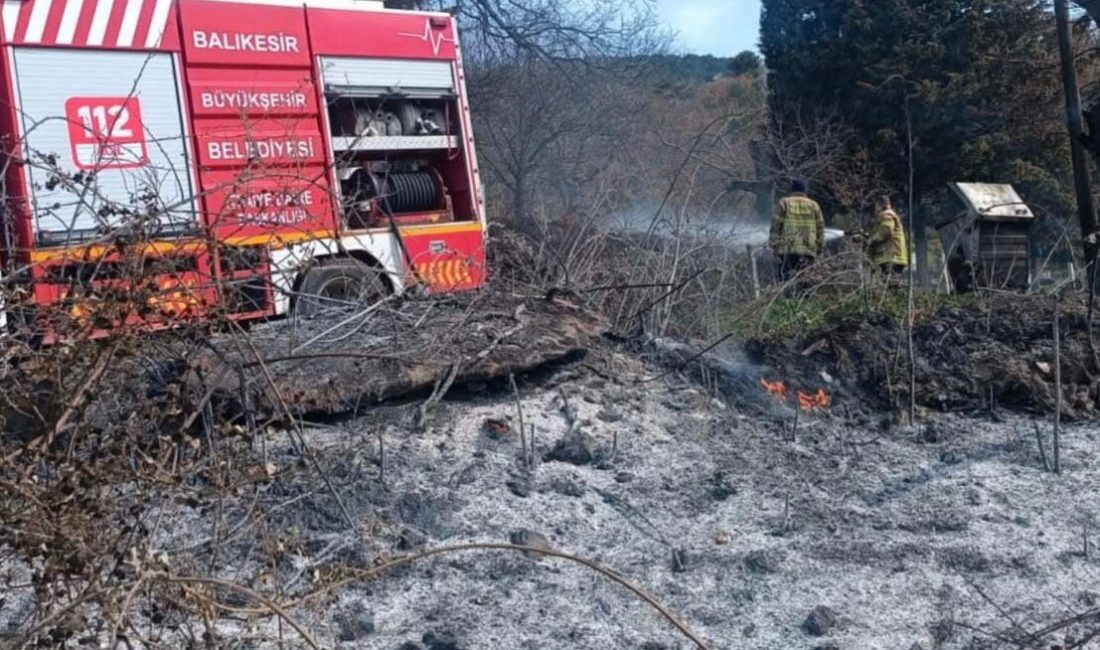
[399,19,455,57]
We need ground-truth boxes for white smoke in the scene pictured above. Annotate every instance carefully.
[607,202,845,250]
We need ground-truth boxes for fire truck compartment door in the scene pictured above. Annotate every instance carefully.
[11,48,196,245]
[319,57,455,98]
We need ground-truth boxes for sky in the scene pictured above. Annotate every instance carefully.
[655,0,761,57]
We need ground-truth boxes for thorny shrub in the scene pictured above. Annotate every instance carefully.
[0,161,371,646]
[488,218,760,340]
[487,213,934,343]
[0,274,299,647]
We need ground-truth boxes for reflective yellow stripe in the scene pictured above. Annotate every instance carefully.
[29,221,484,268]
[400,222,483,237]
[222,230,335,249]
[30,241,206,263]
[27,230,339,264]
[418,258,475,287]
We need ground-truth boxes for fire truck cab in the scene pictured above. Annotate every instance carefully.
[0,0,486,334]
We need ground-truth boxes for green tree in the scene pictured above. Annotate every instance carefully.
[1076,0,1100,25]
[760,0,1075,220]
[728,50,763,77]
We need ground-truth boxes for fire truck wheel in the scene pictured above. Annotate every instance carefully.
[294,257,388,317]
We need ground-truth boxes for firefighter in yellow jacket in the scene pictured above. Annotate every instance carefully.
[770,179,825,283]
[867,196,909,274]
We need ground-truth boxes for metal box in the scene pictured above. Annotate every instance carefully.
[939,183,1034,292]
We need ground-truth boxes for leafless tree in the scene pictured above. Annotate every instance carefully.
[388,0,665,63]
[473,57,650,229]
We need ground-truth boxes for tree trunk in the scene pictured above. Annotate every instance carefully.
[750,139,777,219]
[514,172,530,232]
[1055,0,1100,277]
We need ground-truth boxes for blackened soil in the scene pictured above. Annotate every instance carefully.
[748,294,1100,419]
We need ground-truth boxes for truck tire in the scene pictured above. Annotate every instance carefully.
[294,257,388,318]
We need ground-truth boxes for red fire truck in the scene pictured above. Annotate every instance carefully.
[0,0,487,335]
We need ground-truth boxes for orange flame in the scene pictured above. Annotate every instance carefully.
[798,389,831,411]
[761,378,831,411]
[760,378,788,401]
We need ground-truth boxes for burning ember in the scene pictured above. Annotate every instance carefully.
[759,378,788,400]
[797,389,831,411]
[760,379,831,411]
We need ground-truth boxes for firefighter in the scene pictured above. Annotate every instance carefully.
[867,196,909,275]
[769,178,825,284]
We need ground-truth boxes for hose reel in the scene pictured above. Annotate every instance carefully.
[340,168,451,226]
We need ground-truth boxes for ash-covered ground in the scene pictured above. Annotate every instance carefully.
[171,349,1099,650]
[4,294,1099,650]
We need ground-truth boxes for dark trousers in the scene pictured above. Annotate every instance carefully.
[776,254,813,283]
[878,263,906,275]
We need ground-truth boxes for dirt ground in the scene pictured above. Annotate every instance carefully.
[749,294,1100,420]
[14,349,1088,649]
[272,355,1099,650]
[4,293,1100,649]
